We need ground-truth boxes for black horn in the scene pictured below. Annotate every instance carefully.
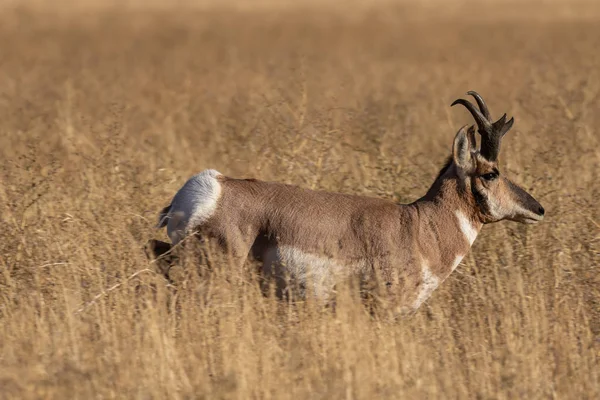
[451,91,514,161]
[467,90,491,120]
[450,98,492,133]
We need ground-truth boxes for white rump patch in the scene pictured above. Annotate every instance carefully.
[454,210,478,245]
[162,169,222,244]
[413,262,440,310]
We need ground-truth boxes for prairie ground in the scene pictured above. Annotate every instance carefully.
[0,1,599,399]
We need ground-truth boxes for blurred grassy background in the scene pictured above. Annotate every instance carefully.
[0,0,598,398]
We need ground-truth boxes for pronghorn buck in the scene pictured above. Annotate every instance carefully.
[148,91,545,314]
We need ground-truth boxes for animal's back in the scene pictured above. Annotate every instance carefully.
[219,176,412,255]
[215,178,419,301]
[159,171,419,301]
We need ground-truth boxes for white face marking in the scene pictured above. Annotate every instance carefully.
[454,210,478,245]
[412,262,440,310]
[513,203,543,223]
[165,169,222,244]
[483,191,510,220]
[478,186,538,222]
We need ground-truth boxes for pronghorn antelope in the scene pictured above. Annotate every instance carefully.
[148,91,544,314]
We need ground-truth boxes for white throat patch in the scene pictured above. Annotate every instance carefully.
[451,254,465,272]
[412,262,440,310]
[454,210,478,246]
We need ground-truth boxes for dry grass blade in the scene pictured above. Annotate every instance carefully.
[74,268,157,315]
[0,1,598,399]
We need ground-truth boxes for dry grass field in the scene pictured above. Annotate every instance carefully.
[0,1,599,398]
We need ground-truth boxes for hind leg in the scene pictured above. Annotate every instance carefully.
[146,235,217,283]
[145,239,172,258]
[206,225,258,270]
[223,234,255,272]
[144,239,179,280]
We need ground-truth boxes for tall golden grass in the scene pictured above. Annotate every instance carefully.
[0,2,598,398]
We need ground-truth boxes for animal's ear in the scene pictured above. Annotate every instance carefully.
[453,125,475,171]
[466,125,477,152]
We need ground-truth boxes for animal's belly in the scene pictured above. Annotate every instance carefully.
[262,246,354,299]
[259,245,442,315]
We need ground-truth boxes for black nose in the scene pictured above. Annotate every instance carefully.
[538,206,545,216]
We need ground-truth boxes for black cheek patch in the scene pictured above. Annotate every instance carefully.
[471,180,491,216]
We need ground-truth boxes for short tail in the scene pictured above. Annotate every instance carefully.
[156,204,172,228]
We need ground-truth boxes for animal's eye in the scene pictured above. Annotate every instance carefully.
[481,172,498,181]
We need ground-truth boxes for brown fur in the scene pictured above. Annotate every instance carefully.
[153,125,544,313]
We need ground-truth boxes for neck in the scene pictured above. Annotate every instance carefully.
[418,160,481,225]
[403,159,486,311]
[410,161,483,276]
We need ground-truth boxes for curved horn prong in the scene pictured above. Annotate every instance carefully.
[467,91,491,120]
[452,92,515,162]
[499,117,514,137]
[451,98,492,133]
[492,113,507,131]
